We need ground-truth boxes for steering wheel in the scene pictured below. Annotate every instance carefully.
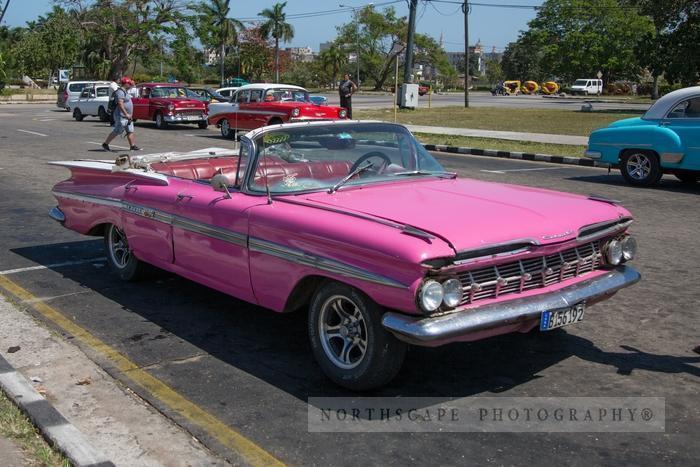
[350,151,392,175]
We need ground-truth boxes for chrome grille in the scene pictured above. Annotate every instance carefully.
[177,109,204,117]
[457,241,602,305]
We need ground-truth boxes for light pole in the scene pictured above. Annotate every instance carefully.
[339,3,372,87]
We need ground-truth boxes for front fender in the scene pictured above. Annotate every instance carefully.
[587,126,683,164]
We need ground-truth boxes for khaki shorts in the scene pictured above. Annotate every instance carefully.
[112,117,134,135]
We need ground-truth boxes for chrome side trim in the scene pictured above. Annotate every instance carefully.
[49,206,65,223]
[52,190,123,208]
[249,237,407,289]
[595,143,653,148]
[171,214,247,247]
[577,217,633,242]
[382,266,641,346]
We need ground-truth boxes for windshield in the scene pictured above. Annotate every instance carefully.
[151,87,189,98]
[573,80,588,86]
[248,123,447,194]
[263,88,309,103]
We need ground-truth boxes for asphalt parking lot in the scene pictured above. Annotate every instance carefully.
[0,104,698,465]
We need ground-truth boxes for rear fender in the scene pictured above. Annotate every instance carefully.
[589,126,682,164]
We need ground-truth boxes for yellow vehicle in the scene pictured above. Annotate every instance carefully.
[504,80,521,95]
[541,81,560,95]
[520,81,540,94]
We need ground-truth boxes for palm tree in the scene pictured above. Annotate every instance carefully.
[195,0,243,86]
[259,2,294,82]
[320,43,347,87]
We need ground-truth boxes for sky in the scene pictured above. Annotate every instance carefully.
[1,0,542,53]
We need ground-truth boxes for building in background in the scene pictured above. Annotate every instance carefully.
[285,46,314,63]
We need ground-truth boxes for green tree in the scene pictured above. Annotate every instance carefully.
[259,2,294,83]
[318,42,347,87]
[484,57,504,85]
[502,0,653,84]
[237,26,272,82]
[192,0,243,86]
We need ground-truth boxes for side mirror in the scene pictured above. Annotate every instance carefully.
[211,173,232,198]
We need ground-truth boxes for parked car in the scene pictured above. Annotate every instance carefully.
[585,86,700,186]
[571,78,603,96]
[215,87,239,99]
[57,81,110,111]
[418,82,431,96]
[68,83,112,122]
[208,83,348,139]
[186,87,228,103]
[49,121,640,390]
[132,83,208,129]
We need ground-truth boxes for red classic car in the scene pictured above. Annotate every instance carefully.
[49,121,640,390]
[132,83,208,130]
[207,83,348,139]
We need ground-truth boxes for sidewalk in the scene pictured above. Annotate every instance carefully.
[0,293,224,466]
[404,124,588,146]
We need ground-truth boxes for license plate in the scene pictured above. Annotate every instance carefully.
[186,115,201,121]
[540,303,585,331]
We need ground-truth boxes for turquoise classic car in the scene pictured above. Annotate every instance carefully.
[585,86,700,186]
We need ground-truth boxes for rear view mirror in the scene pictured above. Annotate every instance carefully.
[211,173,232,198]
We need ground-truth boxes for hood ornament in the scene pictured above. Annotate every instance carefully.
[542,230,573,240]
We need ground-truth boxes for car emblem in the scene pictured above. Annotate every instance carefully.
[542,230,573,240]
[315,112,324,116]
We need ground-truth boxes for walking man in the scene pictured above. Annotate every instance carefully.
[338,73,357,119]
[103,77,141,152]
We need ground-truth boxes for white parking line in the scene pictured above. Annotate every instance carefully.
[39,118,56,122]
[0,257,107,276]
[481,167,566,174]
[86,141,130,150]
[17,129,48,137]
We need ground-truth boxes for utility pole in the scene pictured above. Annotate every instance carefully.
[403,0,418,84]
[0,0,10,24]
[462,1,469,108]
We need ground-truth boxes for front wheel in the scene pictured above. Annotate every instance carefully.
[620,150,662,187]
[198,121,208,130]
[73,108,84,121]
[98,106,109,122]
[155,112,168,129]
[104,224,146,281]
[308,282,407,390]
[220,119,235,139]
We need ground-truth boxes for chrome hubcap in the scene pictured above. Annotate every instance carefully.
[222,119,230,136]
[627,153,651,180]
[318,295,368,369]
[108,225,131,269]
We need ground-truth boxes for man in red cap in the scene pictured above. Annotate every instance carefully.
[102,77,141,151]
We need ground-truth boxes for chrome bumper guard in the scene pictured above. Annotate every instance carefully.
[49,206,65,223]
[165,114,206,122]
[382,266,640,346]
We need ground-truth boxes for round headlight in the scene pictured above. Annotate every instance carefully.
[419,280,444,312]
[604,239,623,266]
[339,109,347,118]
[621,236,637,261]
[167,103,175,112]
[291,107,300,117]
[442,278,462,308]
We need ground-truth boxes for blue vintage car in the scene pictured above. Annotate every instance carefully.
[585,86,700,186]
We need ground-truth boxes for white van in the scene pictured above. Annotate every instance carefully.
[56,80,110,110]
[571,79,603,96]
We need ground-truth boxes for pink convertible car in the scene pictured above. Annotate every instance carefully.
[50,121,640,390]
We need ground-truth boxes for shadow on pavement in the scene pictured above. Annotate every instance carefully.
[567,174,700,194]
[9,240,699,404]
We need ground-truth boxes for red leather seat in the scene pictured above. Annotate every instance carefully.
[152,157,352,187]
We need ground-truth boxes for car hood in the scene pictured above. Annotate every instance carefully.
[300,178,629,253]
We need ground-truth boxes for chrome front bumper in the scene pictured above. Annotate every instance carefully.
[382,266,640,346]
[165,114,206,123]
[49,206,65,223]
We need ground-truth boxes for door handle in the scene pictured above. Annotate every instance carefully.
[176,193,194,200]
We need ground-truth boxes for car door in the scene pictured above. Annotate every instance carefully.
[245,89,269,129]
[170,147,262,302]
[229,90,250,130]
[663,96,700,170]
[132,86,150,119]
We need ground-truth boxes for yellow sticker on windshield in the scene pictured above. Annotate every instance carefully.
[263,132,290,145]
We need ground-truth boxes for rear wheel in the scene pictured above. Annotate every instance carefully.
[155,112,168,129]
[308,281,407,390]
[98,106,109,122]
[675,173,699,184]
[220,119,235,139]
[73,108,84,121]
[620,150,662,187]
[104,224,146,281]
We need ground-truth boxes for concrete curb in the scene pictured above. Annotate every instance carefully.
[0,354,114,467]
[423,143,611,168]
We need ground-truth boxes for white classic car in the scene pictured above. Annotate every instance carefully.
[68,83,112,122]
